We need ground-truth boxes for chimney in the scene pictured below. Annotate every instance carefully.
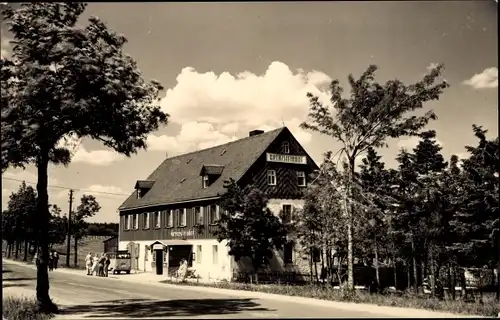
[249,129,264,137]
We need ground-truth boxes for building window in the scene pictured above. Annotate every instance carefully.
[154,211,161,228]
[297,171,306,187]
[194,206,204,226]
[282,204,292,223]
[132,214,138,230]
[284,242,294,264]
[282,141,290,154]
[196,245,202,264]
[202,175,209,188]
[178,209,186,227]
[124,215,130,230]
[136,189,141,199]
[267,170,277,186]
[212,245,218,264]
[143,212,150,229]
[166,210,174,228]
[209,204,219,224]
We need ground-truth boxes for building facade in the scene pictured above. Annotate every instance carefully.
[118,127,319,281]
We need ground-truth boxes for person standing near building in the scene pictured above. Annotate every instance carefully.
[104,254,111,277]
[92,253,100,276]
[98,253,106,277]
[85,252,93,275]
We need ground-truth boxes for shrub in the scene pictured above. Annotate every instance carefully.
[2,296,53,320]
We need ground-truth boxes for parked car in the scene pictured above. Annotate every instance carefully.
[106,250,131,274]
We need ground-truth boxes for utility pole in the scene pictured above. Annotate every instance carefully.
[66,189,74,267]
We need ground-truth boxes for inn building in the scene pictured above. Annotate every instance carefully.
[118,127,319,281]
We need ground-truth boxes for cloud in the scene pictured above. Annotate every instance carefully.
[147,121,238,155]
[56,134,125,166]
[71,146,125,166]
[158,61,331,150]
[397,136,443,151]
[53,185,127,222]
[85,184,128,196]
[1,37,12,59]
[463,67,498,89]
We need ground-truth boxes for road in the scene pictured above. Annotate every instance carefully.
[2,261,450,319]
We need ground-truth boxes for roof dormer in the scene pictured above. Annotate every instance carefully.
[200,164,224,188]
[134,180,155,199]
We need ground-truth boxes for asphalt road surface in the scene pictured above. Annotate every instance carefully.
[2,262,428,319]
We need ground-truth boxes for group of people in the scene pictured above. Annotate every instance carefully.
[85,252,111,277]
[33,251,59,271]
[48,251,59,271]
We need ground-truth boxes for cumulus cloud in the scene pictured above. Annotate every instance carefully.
[56,134,125,166]
[397,136,443,151]
[71,146,125,166]
[463,67,498,89]
[1,37,12,59]
[147,121,238,155]
[158,61,330,152]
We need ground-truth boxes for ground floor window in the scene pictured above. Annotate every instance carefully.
[196,245,202,264]
[284,242,294,264]
[212,245,218,264]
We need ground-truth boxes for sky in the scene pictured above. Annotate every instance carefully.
[1,2,498,223]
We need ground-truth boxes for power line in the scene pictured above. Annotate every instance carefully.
[2,177,130,197]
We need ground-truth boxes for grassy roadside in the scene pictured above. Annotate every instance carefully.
[160,279,500,317]
[2,296,53,320]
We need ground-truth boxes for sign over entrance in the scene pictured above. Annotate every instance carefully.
[266,153,307,165]
[171,230,194,238]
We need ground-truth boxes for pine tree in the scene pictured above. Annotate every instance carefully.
[411,130,447,296]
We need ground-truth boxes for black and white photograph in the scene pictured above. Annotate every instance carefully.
[1,1,498,319]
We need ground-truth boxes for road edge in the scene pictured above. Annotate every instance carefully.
[3,259,483,318]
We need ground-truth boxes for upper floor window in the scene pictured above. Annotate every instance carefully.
[132,214,138,230]
[143,212,150,229]
[282,204,293,223]
[202,175,209,188]
[281,141,290,154]
[154,211,161,228]
[267,170,277,186]
[297,171,306,187]
[178,209,187,227]
[124,215,130,230]
[209,204,219,224]
[136,189,141,199]
[194,206,204,225]
[166,210,174,228]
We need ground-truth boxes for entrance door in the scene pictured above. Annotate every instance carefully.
[155,250,163,275]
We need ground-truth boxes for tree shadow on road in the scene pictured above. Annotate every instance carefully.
[2,283,29,288]
[60,298,274,318]
[2,277,36,281]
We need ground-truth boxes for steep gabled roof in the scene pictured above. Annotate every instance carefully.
[119,127,286,211]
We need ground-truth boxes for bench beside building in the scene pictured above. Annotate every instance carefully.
[118,127,319,281]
